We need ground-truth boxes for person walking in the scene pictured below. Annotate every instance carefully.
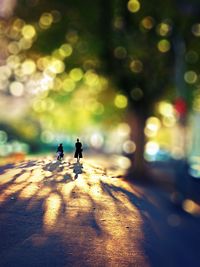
[74,138,83,162]
[57,143,64,160]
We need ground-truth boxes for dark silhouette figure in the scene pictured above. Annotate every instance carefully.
[57,143,64,160]
[74,138,83,162]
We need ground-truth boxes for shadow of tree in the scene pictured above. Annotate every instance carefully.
[0,157,200,267]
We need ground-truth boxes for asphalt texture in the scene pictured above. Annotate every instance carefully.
[0,155,200,267]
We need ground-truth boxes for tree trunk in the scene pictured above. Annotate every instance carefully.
[126,111,148,179]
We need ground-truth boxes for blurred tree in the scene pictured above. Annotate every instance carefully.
[14,0,200,176]
[98,0,200,176]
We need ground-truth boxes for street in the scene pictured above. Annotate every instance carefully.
[0,155,200,267]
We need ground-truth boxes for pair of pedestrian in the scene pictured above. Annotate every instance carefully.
[57,138,83,162]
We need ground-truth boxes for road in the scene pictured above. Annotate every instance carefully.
[0,155,200,267]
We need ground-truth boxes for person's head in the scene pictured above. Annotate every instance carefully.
[77,138,79,142]
[59,143,62,146]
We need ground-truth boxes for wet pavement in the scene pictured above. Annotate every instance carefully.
[0,155,200,267]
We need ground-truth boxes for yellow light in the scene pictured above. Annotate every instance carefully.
[193,97,200,112]
[53,77,62,91]
[9,81,24,96]
[22,59,36,75]
[184,70,197,84]
[145,117,161,137]
[84,71,99,86]
[130,59,143,73]
[127,0,140,13]
[162,116,176,127]
[39,13,53,29]
[157,101,174,116]
[146,117,161,132]
[114,94,128,109]
[141,16,154,30]
[33,99,47,112]
[157,23,171,36]
[22,24,36,39]
[49,59,65,74]
[144,128,157,138]
[59,44,73,58]
[46,98,55,110]
[62,78,76,92]
[19,38,32,50]
[157,39,171,53]
[69,68,83,81]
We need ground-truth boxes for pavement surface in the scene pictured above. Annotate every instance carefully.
[0,155,200,267]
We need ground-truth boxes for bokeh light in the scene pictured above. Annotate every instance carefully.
[123,140,136,154]
[59,44,73,58]
[22,59,36,75]
[130,60,143,73]
[114,94,128,109]
[157,23,171,36]
[157,39,171,53]
[22,24,36,39]
[39,13,53,29]
[184,70,197,84]
[192,23,200,37]
[9,81,24,96]
[145,141,159,156]
[127,0,140,13]
[69,68,83,81]
[141,16,154,30]
[145,117,161,137]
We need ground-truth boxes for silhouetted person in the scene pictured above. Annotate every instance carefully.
[57,143,64,160]
[74,138,83,162]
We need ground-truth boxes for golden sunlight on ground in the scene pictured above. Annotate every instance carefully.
[1,155,200,267]
[0,155,148,266]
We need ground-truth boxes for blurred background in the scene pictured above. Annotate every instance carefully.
[0,0,200,180]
